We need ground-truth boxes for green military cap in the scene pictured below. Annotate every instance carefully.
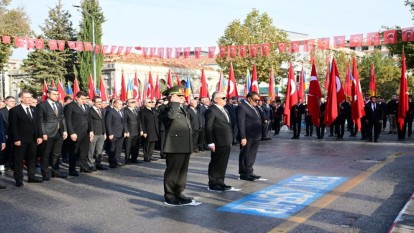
[162,86,185,96]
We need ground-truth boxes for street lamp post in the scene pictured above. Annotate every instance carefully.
[74,5,97,90]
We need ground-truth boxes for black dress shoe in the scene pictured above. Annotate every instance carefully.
[52,174,67,179]
[80,168,92,173]
[15,181,24,187]
[28,178,43,183]
[221,184,233,190]
[95,165,108,170]
[69,171,80,176]
[89,166,97,172]
[144,158,151,162]
[42,176,50,181]
[109,163,118,168]
[250,173,261,179]
[240,175,256,181]
[208,184,225,191]
[176,194,193,202]
[164,197,181,206]
[151,158,158,161]
[131,160,143,164]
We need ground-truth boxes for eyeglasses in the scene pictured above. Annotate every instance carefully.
[147,101,154,104]
[252,99,260,103]
[220,97,227,100]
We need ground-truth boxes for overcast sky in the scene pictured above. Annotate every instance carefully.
[9,0,413,59]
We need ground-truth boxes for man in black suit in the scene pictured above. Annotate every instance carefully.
[37,87,68,180]
[187,99,201,153]
[0,96,16,172]
[9,90,43,187]
[364,96,383,142]
[123,98,143,164]
[160,86,193,205]
[64,91,94,176]
[197,97,210,151]
[237,91,263,181]
[258,98,272,140]
[105,99,126,168]
[316,97,326,139]
[205,91,233,191]
[290,98,305,139]
[88,96,108,170]
[224,97,238,145]
[140,99,159,162]
[272,99,284,135]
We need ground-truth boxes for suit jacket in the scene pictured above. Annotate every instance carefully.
[161,102,192,153]
[123,107,141,136]
[0,107,10,136]
[37,100,66,137]
[158,104,167,131]
[205,105,232,146]
[9,104,40,143]
[197,104,208,128]
[140,107,159,141]
[89,107,106,135]
[236,101,262,141]
[186,106,201,131]
[224,104,237,128]
[364,102,383,123]
[105,108,124,138]
[64,101,91,137]
[0,113,5,144]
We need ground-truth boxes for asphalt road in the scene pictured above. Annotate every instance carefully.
[0,129,413,233]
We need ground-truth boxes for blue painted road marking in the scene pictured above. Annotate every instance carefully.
[218,174,347,218]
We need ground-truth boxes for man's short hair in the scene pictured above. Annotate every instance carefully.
[64,96,72,102]
[47,87,58,93]
[75,91,88,98]
[246,91,259,99]
[5,96,15,100]
[18,90,32,98]
[92,96,102,102]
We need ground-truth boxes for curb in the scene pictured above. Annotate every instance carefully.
[388,193,414,233]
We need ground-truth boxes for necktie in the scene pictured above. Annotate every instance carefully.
[80,104,85,113]
[52,102,58,116]
[133,109,137,116]
[119,110,123,118]
[97,108,102,118]
[26,107,32,119]
[221,107,229,122]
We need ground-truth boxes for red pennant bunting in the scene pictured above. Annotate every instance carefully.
[110,45,117,54]
[208,46,216,58]
[166,47,173,58]
[157,47,165,58]
[318,38,330,50]
[249,44,258,57]
[125,46,132,55]
[383,30,398,44]
[290,41,300,53]
[48,40,57,50]
[149,47,156,57]
[26,38,35,50]
[57,40,65,50]
[102,45,109,54]
[14,36,24,48]
[142,47,148,57]
[261,43,270,56]
[219,46,227,58]
[194,47,201,58]
[183,47,191,58]
[2,35,10,44]
[67,41,76,50]
[303,39,315,52]
[366,32,380,46]
[349,34,363,47]
[116,46,124,55]
[84,42,93,51]
[175,48,182,58]
[334,36,345,48]
[402,27,414,42]
[277,42,286,53]
[228,46,237,58]
[94,44,101,54]
[238,45,247,57]
[35,39,44,49]
[75,41,84,51]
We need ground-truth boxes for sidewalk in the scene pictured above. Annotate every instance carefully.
[389,193,414,232]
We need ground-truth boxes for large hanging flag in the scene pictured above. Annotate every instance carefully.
[398,50,409,130]
[268,68,276,100]
[185,75,192,104]
[147,71,154,100]
[88,74,95,100]
[283,61,298,127]
[227,63,238,99]
[66,82,73,96]
[298,65,305,100]
[120,72,127,102]
[199,68,209,98]
[250,64,259,93]
[73,77,80,97]
[369,63,377,96]
[332,59,346,104]
[154,75,161,100]
[133,72,140,101]
[57,81,66,103]
[344,64,351,97]
[324,59,331,91]
[245,68,251,95]
[351,57,365,131]
[307,61,322,127]
[41,80,48,101]
[324,58,340,127]
[167,69,173,88]
[99,77,108,101]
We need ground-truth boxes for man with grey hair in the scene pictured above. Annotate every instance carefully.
[205,91,233,191]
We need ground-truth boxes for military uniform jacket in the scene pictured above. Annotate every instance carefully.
[161,102,192,154]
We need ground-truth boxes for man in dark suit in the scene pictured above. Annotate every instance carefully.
[237,91,263,181]
[272,99,284,135]
[197,97,210,151]
[37,87,68,180]
[9,90,43,187]
[123,98,143,164]
[105,99,126,168]
[161,86,194,205]
[140,99,159,162]
[316,97,326,139]
[364,96,383,142]
[187,99,201,153]
[205,91,233,191]
[0,110,6,189]
[224,97,238,145]
[0,96,16,172]
[259,98,273,140]
[88,96,108,170]
[290,98,305,139]
[64,91,94,176]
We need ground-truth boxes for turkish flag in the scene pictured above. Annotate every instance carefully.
[219,46,227,58]
[217,72,224,92]
[133,72,140,102]
[88,74,95,100]
[142,47,149,57]
[35,39,44,49]
[268,68,276,100]
[318,38,330,50]
[278,42,286,53]
[383,30,398,44]
[334,36,345,48]
[175,73,181,86]
[99,77,108,101]
[166,47,173,58]
[154,76,161,100]
[175,47,182,58]
[344,64,351,97]
[261,43,270,56]
[194,47,201,58]
[290,41,300,53]
[398,51,409,130]
[94,44,101,54]
[351,57,365,131]
[208,46,216,58]
[110,46,117,54]
[369,64,376,96]
[249,44,258,57]
[367,32,380,46]
[228,46,237,58]
[48,40,57,50]
[84,42,93,51]
[26,38,35,50]
[102,45,109,54]
[402,27,414,42]
[303,39,315,52]
[41,80,48,101]
[298,66,305,100]
[67,41,76,50]
[226,63,238,99]
[199,68,209,98]
[349,34,363,47]
[73,77,80,97]
[50,80,55,87]
[149,47,156,57]
[158,47,165,58]
[57,81,66,103]
[125,46,132,55]
[183,47,191,58]
[324,58,339,127]
[239,45,247,57]
[250,64,259,93]
[333,59,346,104]
[167,69,173,88]
[283,62,298,127]
[308,62,322,127]
[2,35,10,44]
[147,71,154,100]
[120,72,127,102]
[56,40,65,51]
[75,41,84,51]
[116,46,124,55]
[14,37,24,48]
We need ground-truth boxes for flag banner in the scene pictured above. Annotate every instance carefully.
[349,34,363,47]
[26,38,35,50]
[125,46,132,55]
[167,70,173,88]
[366,32,381,46]
[101,45,109,54]
[94,44,101,54]
[149,47,156,57]
[199,68,209,98]
[84,42,93,51]
[303,39,315,52]
[1,35,10,44]
[194,47,201,58]
[239,45,247,57]
[402,27,414,42]
[35,39,44,49]
[369,64,376,96]
[75,41,84,51]
[219,46,227,58]
[48,40,57,50]
[228,46,237,58]
[334,36,345,48]
[110,45,118,54]
[67,41,76,50]
[142,47,149,57]
[250,64,259,93]
[397,51,408,130]
[116,46,124,55]
[308,62,322,127]
[14,36,24,48]
[283,61,298,127]
[278,42,287,53]
[249,44,258,57]
[57,40,65,50]
[227,63,238,99]
[318,38,330,50]
[208,46,216,58]
[41,80,48,101]
[183,47,191,58]
[157,47,165,58]
[268,68,276,100]
[166,47,173,58]
[175,47,182,58]
[290,41,300,53]
[120,72,127,101]
[383,30,398,44]
[99,78,108,101]
[261,43,270,56]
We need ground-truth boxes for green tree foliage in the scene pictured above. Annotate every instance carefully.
[78,0,105,89]
[0,0,31,70]
[216,9,292,84]
[22,0,77,95]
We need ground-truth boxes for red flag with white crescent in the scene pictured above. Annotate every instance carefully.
[308,62,322,127]
[227,63,238,99]
[250,64,259,93]
[41,80,48,101]
[398,51,409,130]
[283,62,298,127]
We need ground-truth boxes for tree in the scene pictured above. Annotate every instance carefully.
[0,0,31,70]
[78,0,105,89]
[216,9,292,85]
[382,26,414,69]
[22,0,77,96]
